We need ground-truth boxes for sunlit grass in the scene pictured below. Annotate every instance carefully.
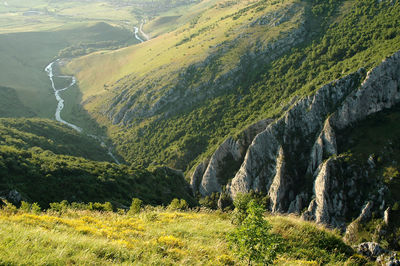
[0,208,236,265]
[0,207,355,265]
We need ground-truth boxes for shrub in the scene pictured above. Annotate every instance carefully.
[168,198,189,211]
[228,200,281,265]
[1,200,17,214]
[231,193,253,225]
[199,192,219,209]
[49,200,69,213]
[31,202,41,214]
[128,198,143,215]
[90,202,113,212]
[19,201,31,213]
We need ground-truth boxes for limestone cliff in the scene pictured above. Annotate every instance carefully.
[191,49,400,227]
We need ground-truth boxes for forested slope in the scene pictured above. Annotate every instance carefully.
[0,118,194,208]
[66,0,400,174]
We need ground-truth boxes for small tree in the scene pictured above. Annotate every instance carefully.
[228,200,280,265]
[31,202,41,214]
[168,198,189,211]
[231,193,253,225]
[128,198,143,215]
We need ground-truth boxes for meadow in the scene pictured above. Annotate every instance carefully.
[0,202,357,265]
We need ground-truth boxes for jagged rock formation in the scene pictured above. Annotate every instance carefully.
[191,50,400,227]
[356,242,388,260]
[190,118,271,195]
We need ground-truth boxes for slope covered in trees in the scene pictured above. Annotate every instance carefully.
[0,118,194,208]
[65,0,400,175]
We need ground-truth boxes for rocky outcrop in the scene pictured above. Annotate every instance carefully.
[190,160,209,195]
[228,70,362,201]
[307,117,337,175]
[0,189,24,205]
[356,242,388,260]
[191,49,400,227]
[199,137,241,196]
[191,118,271,196]
[268,146,290,212]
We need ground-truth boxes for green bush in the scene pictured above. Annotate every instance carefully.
[1,200,17,214]
[231,193,253,225]
[228,200,281,265]
[128,198,143,215]
[88,202,113,212]
[199,192,219,209]
[231,191,269,224]
[19,201,31,213]
[31,202,41,214]
[168,198,189,211]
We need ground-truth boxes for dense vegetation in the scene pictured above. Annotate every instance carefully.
[0,118,194,208]
[67,0,400,174]
[0,118,112,162]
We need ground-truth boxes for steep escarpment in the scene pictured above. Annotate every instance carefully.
[192,50,400,228]
[191,118,271,196]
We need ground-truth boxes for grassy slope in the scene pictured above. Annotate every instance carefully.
[0,86,35,118]
[0,209,354,265]
[64,0,400,174]
[0,144,194,208]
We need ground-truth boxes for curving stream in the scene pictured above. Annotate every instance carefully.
[44,22,148,165]
[45,60,83,133]
[45,60,120,164]
[134,20,149,43]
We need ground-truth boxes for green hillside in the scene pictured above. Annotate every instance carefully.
[65,0,400,174]
[0,86,35,118]
[1,0,400,264]
[0,118,194,208]
[0,118,112,161]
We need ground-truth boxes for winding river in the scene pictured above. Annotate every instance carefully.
[45,60,83,133]
[134,20,149,43]
[45,60,121,164]
[45,22,148,164]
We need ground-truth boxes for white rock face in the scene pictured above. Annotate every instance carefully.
[307,117,337,175]
[192,119,271,196]
[199,137,241,196]
[228,70,361,204]
[190,160,209,194]
[268,146,289,212]
[191,50,400,227]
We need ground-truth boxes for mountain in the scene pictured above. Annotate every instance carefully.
[1,0,400,260]
[192,50,400,244]
[59,0,400,250]
[64,0,400,174]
